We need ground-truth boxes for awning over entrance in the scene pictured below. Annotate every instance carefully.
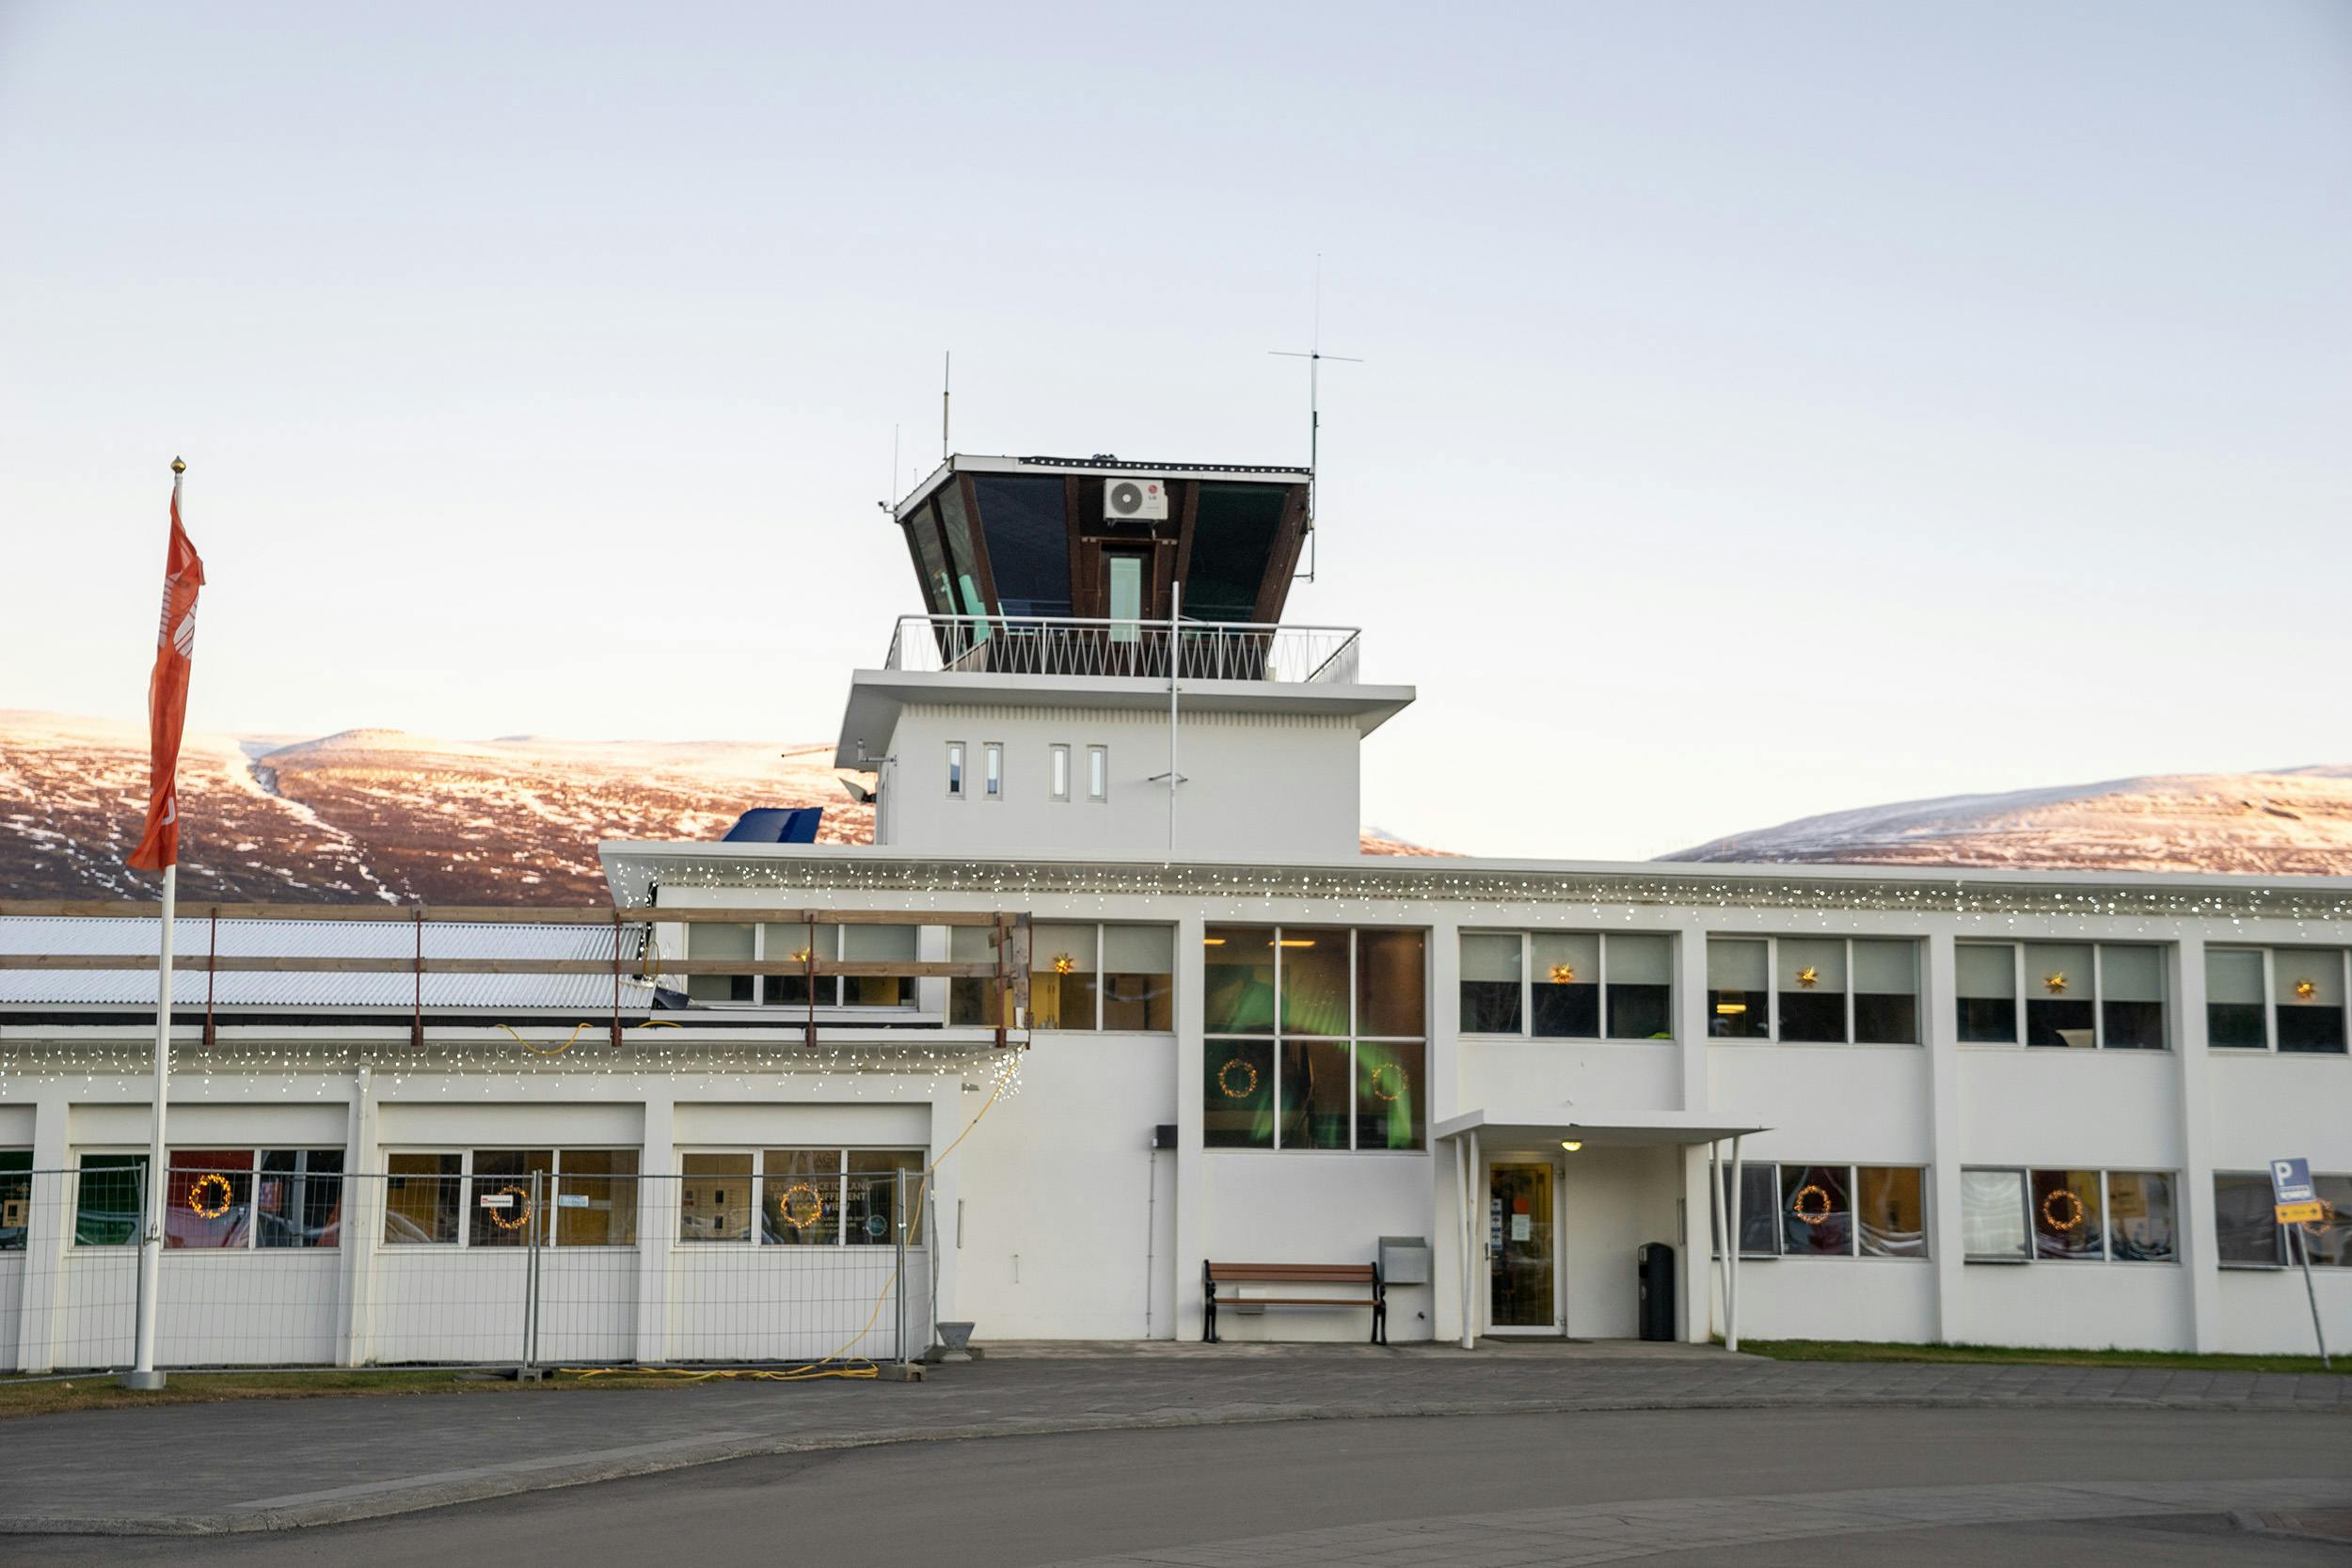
[1438,1107,1771,1354]
[1435,1108,1768,1147]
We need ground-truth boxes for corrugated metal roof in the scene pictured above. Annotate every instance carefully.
[0,918,657,1012]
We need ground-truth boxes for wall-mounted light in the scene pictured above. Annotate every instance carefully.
[1560,1140,1583,1153]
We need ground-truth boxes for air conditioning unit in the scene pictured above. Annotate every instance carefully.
[1103,476,1168,521]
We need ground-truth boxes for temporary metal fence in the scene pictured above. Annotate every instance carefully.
[0,1166,932,1379]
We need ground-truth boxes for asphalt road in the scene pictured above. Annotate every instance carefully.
[16,1407,2348,1566]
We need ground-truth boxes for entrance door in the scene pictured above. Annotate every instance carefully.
[1488,1163,1557,1331]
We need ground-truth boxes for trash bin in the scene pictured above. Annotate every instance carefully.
[1636,1242,1676,1341]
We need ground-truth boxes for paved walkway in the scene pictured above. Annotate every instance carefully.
[3,1344,2345,1536]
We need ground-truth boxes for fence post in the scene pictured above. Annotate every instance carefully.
[894,1167,909,1368]
[522,1169,543,1378]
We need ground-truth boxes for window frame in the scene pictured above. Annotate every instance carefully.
[378,1147,642,1250]
[1719,1162,1931,1261]
[155,1145,348,1251]
[1049,743,1071,802]
[1026,921,1176,1033]
[754,921,921,1013]
[982,741,1003,800]
[2206,945,2351,1055]
[673,1146,928,1248]
[1704,935,1922,1047]
[946,741,965,800]
[1953,941,2173,1051]
[1203,925,1429,1154]
[1456,929,1677,1043]
[1956,1165,2181,1266]
[1087,744,1108,802]
[68,1149,150,1248]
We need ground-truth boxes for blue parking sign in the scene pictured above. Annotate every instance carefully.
[2270,1158,2315,1206]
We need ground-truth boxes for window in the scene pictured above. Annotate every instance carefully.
[2206,949,2267,1049]
[685,922,755,1005]
[1723,1164,1927,1259]
[1955,942,2170,1049]
[946,742,964,799]
[1103,925,1176,1030]
[2277,949,2347,1053]
[163,1148,344,1249]
[1457,931,1674,1040]
[756,922,918,1010]
[1962,1167,2176,1263]
[983,742,1003,800]
[1033,923,1098,1030]
[683,1148,927,1245]
[1706,936,1919,1045]
[1107,554,1144,643]
[2312,1176,2352,1268]
[949,923,1007,1027]
[2205,946,2349,1053]
[1022,923,1174,1031]
[1204,926,1427,1152]
[0,1151,29,1252]
[2215,1171,2283,1266]
[1050,744,1071,801]
[73,1153,147,1246]
[1088,745,1108,801]
[387,1149,638,1247]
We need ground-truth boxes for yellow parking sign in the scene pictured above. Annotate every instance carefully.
[2276,1200,2325,1226]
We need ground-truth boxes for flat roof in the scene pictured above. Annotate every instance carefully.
[894,453,1311,522]
[1435,1109,1770,1146]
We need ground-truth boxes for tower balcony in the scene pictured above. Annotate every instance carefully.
[882,614,1363,686]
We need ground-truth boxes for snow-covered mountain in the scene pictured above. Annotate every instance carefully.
[1668,768,2352,877]
[0,712,1443,905]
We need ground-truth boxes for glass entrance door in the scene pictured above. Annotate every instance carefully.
[1488,1163,1556,1331]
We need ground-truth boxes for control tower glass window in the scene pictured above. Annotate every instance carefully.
[937,483,989,621]
[1185,483,1285,622]
[971,476,1072,618]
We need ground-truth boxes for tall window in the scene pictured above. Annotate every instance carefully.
[1705,936,1918,1044]
[1050,744,1071,801]
[1959,1167,2176,1263]
[946,742,964,799]
[71,1153,147,1247]
[1723,1164,1927,1259]
[0,1151,29,1253]
[1954,942,2169,1049]
[384,1148,640,1247]
[1456,931,1673,1040]
[161,1148,344,1249]
[983,742,1003,800]
[680,1148,925,1246]
[1204,926,1427,1152]
[1088,745,1108,801]
[2209,947,2349,1054]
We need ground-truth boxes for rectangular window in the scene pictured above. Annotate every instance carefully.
[2206,949,2268,1048]
[555,1149,639,1247]
[1962,1168,2030,1261]
[761,920,832,1007]
[680,1152,754,1243]
[845,1149,925,1245]
[1107,553,1144,643]
[1033,922,1100,1031]
[983,742,1003,799]
[949,923,1005,1028]
[946,741,964,799]
[1778,1164,1852,1256]
[2310,1176,2352,1268]
[2024,943,2097,1047]
[257,1149,344,1249]
[469,1148,555,1247]
[73,1153,147,1247]
[1730,1164,1929,1259]
[1532,932,1600,1038]
[1050,744,1071,801]
[1708,939,1770,1039]
[1956,944,2019,1043]
[2029,1168,2105,1260]
[384,1152,461,1245]
[1103,925,1175,1030]
[1857,1166,1927,1258]
[840,922,917,1008]
[2276,950,2348,1053]
[0,1151,31,1253]
[160,1148,345,1250]
[1736,1164,1779,1256]
[2106,1170,2176,1262]
[733,1148,927,1247]
[167,1148,255,1249]
[1775,938,1848,1043]
[1088,745,1108,801]
[1851,941,1919,1045]
[2214,1171,2283,1266]
[1459,932,1524,1034]
[686,922,755,1006]
[1967,942,2169,1050]
[1203,926,1427,1151]
[1605,933,1673,1039]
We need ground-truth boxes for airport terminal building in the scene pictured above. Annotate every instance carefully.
[4,452,2349,1369]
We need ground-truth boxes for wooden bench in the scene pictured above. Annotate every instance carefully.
[1201,1261,1386,1344]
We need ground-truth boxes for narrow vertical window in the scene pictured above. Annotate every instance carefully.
[1087,745,1107,801]
[983,742,1003,799]
[1050,744,1071,801]
[946,743,964,799]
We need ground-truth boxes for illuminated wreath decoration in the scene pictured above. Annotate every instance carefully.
[485,1184,533,1231]
[1367,1062,1406,1102]
[2294,979,2318,1002]
[2042,972,2069,995]
[2040,1187,2086,1232]
[1790,1183,1833,1226]
[186,1172,234,1220]
[1794,967,1820,990]
[1549,963,1577,985]
[777,1182,824,1229]
[1216,1056,1259,1099]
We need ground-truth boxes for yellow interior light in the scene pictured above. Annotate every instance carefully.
[1560,1140,1583,1153]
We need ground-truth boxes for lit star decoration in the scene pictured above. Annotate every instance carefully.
[2043,973,2069,995]
[1794,967,1819,990]
[1549,963,1576,985]
[2295,979,2318,1002]
[1052,954,1076,974]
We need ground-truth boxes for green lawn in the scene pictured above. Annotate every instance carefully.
[1739,1338,2345,1375]
[0,1366,840,1421]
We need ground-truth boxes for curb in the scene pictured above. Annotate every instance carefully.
[8,1389,2349,1538]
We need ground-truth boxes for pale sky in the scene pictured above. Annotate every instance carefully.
[2,2,2346,860]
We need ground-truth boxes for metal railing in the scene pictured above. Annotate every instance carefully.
[0,1167,933,1377]
[884,614,1362,685]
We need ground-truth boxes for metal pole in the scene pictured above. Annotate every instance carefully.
[1726,1133,1743,1354]
[522,1169,542,1375]
[2296,1223,2331,1369]
[894,1168,910,1366]
[1455,1135,1472,1350]
[1165,583,1181,866]
[126,862,177,1390]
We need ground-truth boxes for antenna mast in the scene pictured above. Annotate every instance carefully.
[1269,257,1360,584]
[941,351,951,461]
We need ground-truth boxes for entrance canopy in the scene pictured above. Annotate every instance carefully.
[1435,1108,1768,1147]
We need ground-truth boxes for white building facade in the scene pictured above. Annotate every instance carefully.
[3,452,2348,1367]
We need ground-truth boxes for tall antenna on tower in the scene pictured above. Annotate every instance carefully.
[1269,256,1360,584]
[941,351,951,461]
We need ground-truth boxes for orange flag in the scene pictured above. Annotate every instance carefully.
[126,471,206,872]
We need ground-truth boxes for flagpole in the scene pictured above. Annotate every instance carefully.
[126,457,186,1392]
